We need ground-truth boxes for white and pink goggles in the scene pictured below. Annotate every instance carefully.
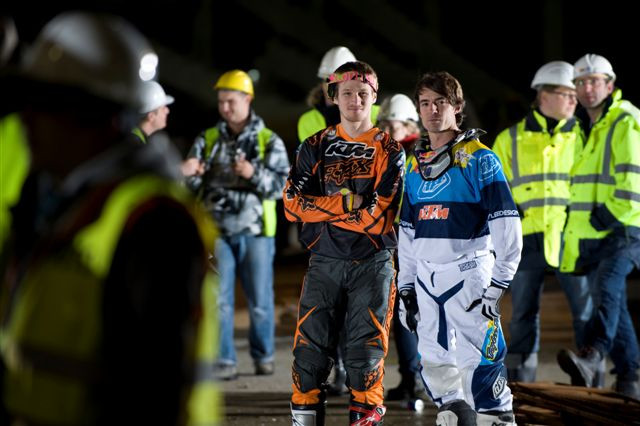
[326,71,378,93]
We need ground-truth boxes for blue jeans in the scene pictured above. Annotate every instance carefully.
[216,234,275,365]
[587,255,639,379]
[509,268,592,354]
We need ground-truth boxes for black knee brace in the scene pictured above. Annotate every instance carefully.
[292,347,333,393]
[344,356,383,391]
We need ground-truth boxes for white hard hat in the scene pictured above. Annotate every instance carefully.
[0,16,18,66]
[574,53,616,82]
[140,81,174,113]
[21,11,158,109]
[377,94,418,123]
[317,46,356,79]
[530,61,575,90]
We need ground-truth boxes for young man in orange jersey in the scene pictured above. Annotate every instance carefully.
[284,61,404,425]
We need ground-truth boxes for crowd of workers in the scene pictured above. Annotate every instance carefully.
[1,10,639,426]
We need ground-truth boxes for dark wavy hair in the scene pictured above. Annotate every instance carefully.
[413,71,466,126]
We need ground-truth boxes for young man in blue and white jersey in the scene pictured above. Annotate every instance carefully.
[397,71,522,426]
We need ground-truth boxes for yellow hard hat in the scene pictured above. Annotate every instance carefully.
[214,70,254,96]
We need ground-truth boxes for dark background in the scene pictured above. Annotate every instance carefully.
[4,0,639,257]
[5,0,639,155]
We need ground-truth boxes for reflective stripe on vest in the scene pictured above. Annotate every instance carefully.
[509,124,571,202]
[1,175,220,425]
[571,113,629,186]
[203,126,277,237]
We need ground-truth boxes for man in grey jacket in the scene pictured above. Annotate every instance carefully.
[182,69,290,380]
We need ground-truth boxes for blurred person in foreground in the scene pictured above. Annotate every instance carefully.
[0,11,220,425]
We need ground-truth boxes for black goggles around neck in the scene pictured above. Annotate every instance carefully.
[413,128,486,181]
[414,140,452,181]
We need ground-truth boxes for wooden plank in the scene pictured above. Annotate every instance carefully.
[511,382,640,425]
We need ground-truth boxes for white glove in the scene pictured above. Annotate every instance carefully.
[480,284,504,320]
[398,287,420,333]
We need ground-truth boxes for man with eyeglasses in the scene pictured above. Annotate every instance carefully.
[557,54,640,400]
[493,61,595,385]
[397,71,521,425]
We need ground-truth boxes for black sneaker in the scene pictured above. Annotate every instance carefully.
[386,372,426,401]
[255,361,275,376]
[557,346,602,387]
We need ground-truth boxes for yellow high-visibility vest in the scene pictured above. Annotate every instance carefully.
[493,110,583,267]
[0,113,30,246]
[561,90,640,272]
[202,126,277,237]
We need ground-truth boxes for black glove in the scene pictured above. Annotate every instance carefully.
[358,191,378,214]
[291,170,312,194]
[398,287,420,333]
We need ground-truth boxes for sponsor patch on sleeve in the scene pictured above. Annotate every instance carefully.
[479,154,502,181]
[488,209,519,220]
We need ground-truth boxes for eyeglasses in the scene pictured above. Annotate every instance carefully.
[550,91,577,101]
[574,77,608,88]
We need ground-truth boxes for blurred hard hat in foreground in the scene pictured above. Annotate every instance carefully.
[21,11,158,109]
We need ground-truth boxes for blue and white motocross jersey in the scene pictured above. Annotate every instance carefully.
[398,135,522,288]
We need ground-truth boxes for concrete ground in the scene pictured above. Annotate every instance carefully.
[220,257,639,425]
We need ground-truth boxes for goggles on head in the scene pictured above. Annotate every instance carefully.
[413,128,486,181]
[326,71,378,97]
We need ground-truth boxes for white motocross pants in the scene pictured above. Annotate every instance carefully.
[414,252,513,414]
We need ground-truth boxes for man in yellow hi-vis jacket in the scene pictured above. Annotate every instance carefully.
[493,61,594,384]
[557,54,640,400]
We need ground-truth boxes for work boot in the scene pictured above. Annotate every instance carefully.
[557,346,602,387]
[349,401,385,425]
[291,401,325,426]
[326,361,348,395]
[613,379,640,400]
[477,410,516,426]
[436,400,476,426]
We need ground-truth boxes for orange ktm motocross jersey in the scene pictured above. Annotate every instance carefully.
[283,124,405,259]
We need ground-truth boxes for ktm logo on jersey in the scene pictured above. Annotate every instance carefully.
[326,141,375,159]
[325,159,372,185]
[418,204,449,220]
